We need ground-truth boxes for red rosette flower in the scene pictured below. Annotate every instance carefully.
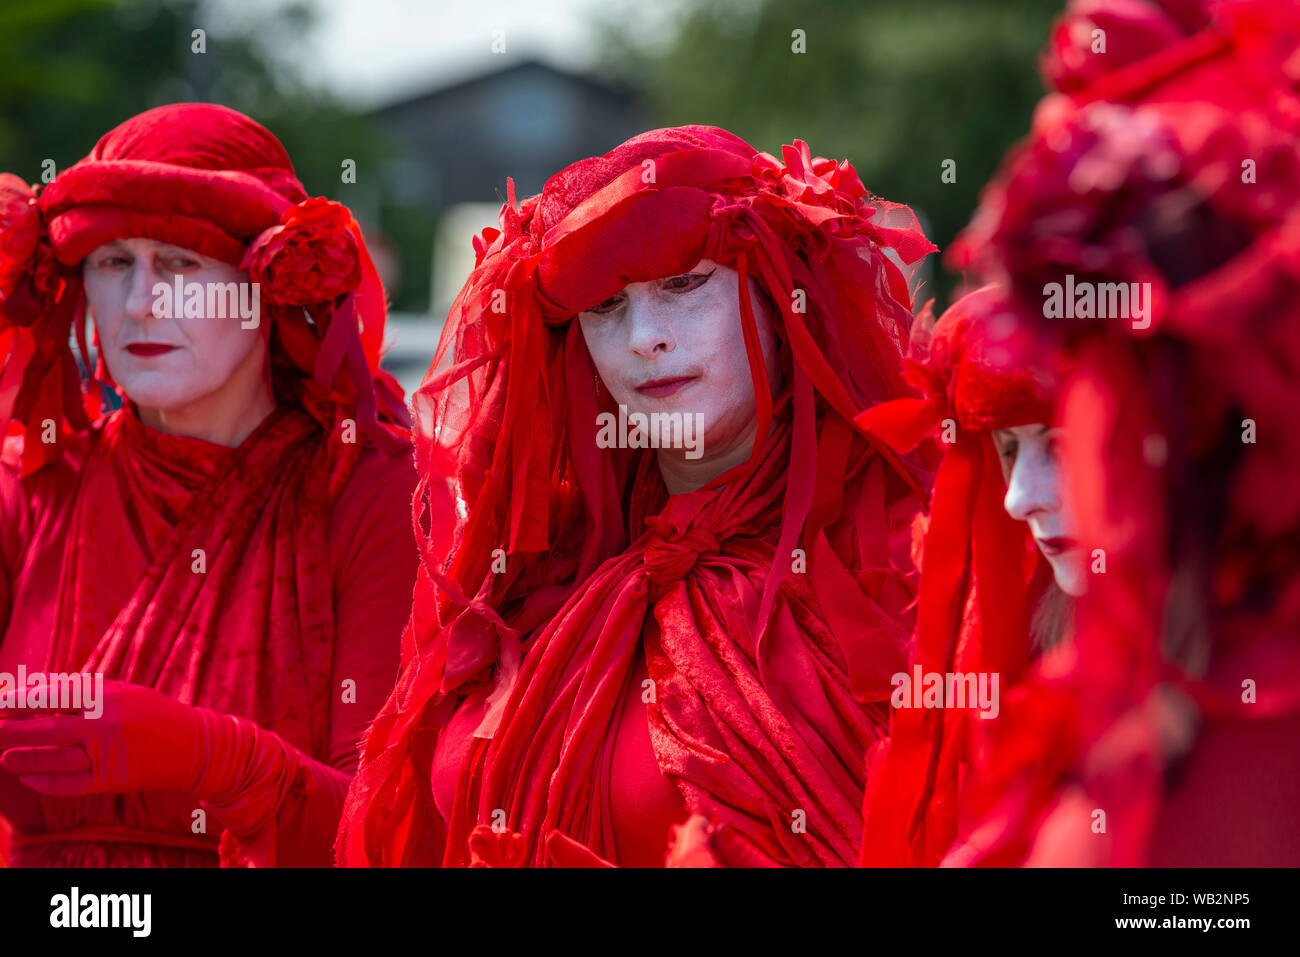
[240,197,361,305]
[0,174,47,325]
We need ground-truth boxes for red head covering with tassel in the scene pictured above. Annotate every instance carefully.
[0,103,408,491]
[339,125,937,867]
[854,285,1056,866]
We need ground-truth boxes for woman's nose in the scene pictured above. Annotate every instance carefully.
[124,260,165,323]
[625,295,675,358]
[1003,454,1059,522]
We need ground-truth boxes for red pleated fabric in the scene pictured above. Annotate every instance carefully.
[12,407,331,865]
[338,126,937,867]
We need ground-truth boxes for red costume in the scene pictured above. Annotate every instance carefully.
[338,126,938,867]
[938,0,1300,865]
[0,104,417,866]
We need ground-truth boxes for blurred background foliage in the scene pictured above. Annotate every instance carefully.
[1,0,1060,312]
[0,0,422,305]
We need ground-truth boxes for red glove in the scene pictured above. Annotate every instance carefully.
[0,676,343,865]
[0,680,209,795]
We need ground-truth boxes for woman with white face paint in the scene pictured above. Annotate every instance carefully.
[339,125,938,868]
[992,424,1085,598]
[855,285,1070,866]
[0,104,417,867]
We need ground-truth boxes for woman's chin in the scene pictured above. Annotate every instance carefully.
[1049,552,1088,597]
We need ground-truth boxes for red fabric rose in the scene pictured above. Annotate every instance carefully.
[0,174,42,305]
[240,197,361,305]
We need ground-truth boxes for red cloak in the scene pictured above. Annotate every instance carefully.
[943,0,1300,866]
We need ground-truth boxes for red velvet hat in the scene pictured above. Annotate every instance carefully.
[0,103,408,489]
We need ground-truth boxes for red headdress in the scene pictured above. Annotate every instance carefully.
[339,125,936,867]
[942,0,1300,865]
[0,103,408,493]
[1040,0,1300,129]
[853,285,1056,866]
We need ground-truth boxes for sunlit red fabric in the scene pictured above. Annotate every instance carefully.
[338,125,938,867]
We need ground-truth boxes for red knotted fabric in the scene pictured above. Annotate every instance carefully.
[853,286,1054,867]
[338,125,936,867]
[943,0,1300,865]
[0,104,416,866]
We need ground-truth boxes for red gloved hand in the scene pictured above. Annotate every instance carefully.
[0,677,274,801]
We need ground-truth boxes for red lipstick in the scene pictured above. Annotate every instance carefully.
[1037,536,1077,556]
[635,376,696,399]
[126,343,177,357]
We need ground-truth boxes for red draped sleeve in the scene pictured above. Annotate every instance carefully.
[210,446,418,867]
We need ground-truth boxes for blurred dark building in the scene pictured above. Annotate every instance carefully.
[371,58,646,208]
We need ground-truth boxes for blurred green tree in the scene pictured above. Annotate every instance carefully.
[592,0,1060,308]
[0,0,429,310]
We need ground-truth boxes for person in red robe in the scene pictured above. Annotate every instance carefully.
[933,0,1300,866]
[0,103,418,867]
[337,125,939,867]
[852,285,1070,866]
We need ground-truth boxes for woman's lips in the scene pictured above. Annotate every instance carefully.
[1037,536,1077,557]
[125,343,177,357]
[635,376,697,399]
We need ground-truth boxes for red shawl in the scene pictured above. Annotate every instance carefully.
[339,125,936,867]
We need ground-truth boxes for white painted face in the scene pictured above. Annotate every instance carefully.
[991,423,1086,596]
[82,237,267,414]
[576,258,783,473]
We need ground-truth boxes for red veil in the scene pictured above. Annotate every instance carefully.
[339,125,938,866]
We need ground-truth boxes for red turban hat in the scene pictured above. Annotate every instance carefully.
[0,103,408,488]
